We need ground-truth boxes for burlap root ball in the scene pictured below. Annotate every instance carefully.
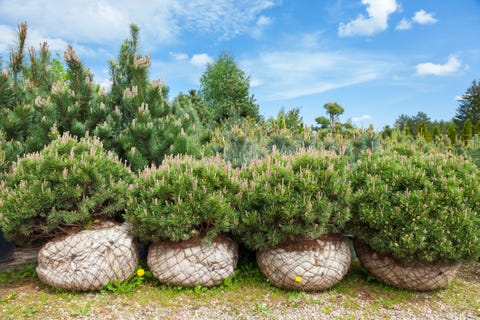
[354,240,459,291]
[147,236,238,287]
[257,235,351,291]
[37,222,138,291]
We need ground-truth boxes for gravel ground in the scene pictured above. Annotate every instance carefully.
[1,262,479,319]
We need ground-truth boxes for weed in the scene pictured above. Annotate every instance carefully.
[23,308,39,317]
[100,266,148,294]
[254,302,271,314]
[0,263,37,285]
[70,306,90,317]
[322,304,334,314]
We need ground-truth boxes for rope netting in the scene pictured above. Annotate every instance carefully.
[37,222,138,291]
[354,240,459,291]
[257,236,351,291]
[148,236,238,287]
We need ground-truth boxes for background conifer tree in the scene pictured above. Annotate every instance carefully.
[200,52,259,126]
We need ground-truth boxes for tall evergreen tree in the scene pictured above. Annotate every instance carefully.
[200,52,259,125]
[105,24,201,171]
[432,125,441,140]
[455,80,480,127]
[461,119,473,144]
[447,123,457,145]
[475,120,480,136]
[418,122,433,142]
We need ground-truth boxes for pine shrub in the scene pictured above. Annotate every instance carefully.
[0,133,134,245]
[125,155,238,243]
[234,149,352,250]
[350,149,480,263]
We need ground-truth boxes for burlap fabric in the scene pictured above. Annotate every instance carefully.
[148,236,238,287]
[354,240,459,291]
[37,222,138,291]
[257,235,351,291]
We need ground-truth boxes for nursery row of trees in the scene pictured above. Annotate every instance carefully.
[0,22,479,292]
[1,22,480,177]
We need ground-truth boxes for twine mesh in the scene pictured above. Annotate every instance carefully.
[257,236,351,291]
[37,222,138,291]
[148,236,238,287]
[354,240,459,291]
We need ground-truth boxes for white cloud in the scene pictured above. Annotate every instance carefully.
[250,78,264,87]
[392,74,407,81]
[352,115,372,122]
[0,1,128,45]
[338,0,399,37]
[170,52,189,61]
[396,9,438,32]
[395,18,412,30]
[0,22,100,63]
[0,0,279,48]
[190,53,213,67]
[251,15,273,38]
[0,24,15,53]
[257,15,272,27]
[412,9,438,25]
[415,56,462,76]
[241,50,394,100]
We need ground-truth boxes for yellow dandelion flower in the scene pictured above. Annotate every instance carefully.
[114,269,119,273]
[295,276,302,283]
[137,268,145,277]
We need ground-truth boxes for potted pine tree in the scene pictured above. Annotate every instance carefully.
[0,133,138,290]
[125,155,239,287]
[350,148,480,290]
[234,149,352,291]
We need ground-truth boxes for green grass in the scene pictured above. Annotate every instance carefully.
[0,259,479,319]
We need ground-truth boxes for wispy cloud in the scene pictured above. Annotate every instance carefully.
[148,52,214,90]
[395,18,412,30]
[251,15,273,39]
[241,50,395,100]
[352,114,372,122]
[0,24,15,53]
[338,0,398,37]
[415,56,462,76]
[257,15,272,27]
[170,52,189,61]
[0,0,279,48]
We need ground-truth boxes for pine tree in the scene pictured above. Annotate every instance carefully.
[200,52,259,125]
[106,24,202,171]
[475,120,480,136]
[0,57,15,110]
[9,22,27,92]
[447,124,457,145]
[455,80,480,126]
[432,125,441,140]
[461,119,473,144]
[405,127,413,138]
[418,122,433,142]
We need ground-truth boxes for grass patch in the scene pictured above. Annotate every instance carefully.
[0,259,479,319]
[0,263,37,285]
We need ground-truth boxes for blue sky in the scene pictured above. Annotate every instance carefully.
[1,0,479,129]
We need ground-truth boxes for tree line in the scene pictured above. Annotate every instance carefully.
[1,22,479,176]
